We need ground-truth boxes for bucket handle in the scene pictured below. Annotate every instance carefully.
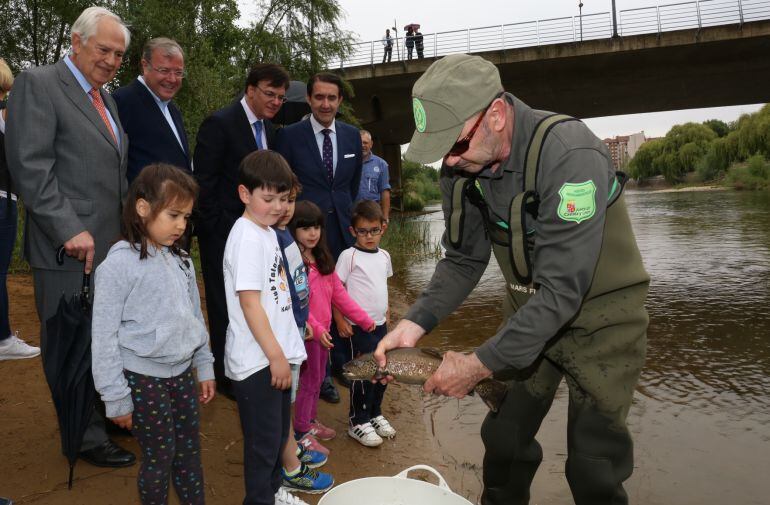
[394,465,452,491]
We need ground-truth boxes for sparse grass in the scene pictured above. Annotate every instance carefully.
[381,217,442,260]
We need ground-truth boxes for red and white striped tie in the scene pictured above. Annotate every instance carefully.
[89,87,116,143]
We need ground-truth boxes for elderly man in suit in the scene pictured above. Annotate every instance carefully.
[275,72,363,404]
[5,6,135,467]
[193,63,289,398]
[112,37,190,182]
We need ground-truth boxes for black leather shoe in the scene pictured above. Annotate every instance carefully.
[79,440,136,468]
[319,377,340,404]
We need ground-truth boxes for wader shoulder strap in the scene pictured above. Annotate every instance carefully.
[510,114,577,285]
[448,176,472,249]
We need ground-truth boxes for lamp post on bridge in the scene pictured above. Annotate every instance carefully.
[579,1,584,41]
[611,0,619,38]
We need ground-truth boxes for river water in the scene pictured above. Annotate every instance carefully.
[389,189,770,505]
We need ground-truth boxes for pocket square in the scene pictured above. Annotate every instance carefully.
[343,153,355,159]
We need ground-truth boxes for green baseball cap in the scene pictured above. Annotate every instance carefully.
[406,54,503,164]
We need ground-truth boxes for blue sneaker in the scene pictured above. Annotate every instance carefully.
[297,444,327,468]
[281,463,334,494]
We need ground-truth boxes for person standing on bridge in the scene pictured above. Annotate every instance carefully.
[382,29,393,63]
[375,54,650,505]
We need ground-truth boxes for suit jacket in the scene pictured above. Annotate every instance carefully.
[275,119,362,257]
[5,59,128,271]
[112,78,190,182]
[193,98,276,240]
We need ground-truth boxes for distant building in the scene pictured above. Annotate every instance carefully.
[603,132,646,170]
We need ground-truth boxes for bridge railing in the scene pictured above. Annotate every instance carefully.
[329,0,770,68]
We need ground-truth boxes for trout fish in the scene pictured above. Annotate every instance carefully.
[342,347,508,413]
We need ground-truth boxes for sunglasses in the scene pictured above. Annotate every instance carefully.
[447,104,491,157]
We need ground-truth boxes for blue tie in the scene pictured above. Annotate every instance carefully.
[322,129,333,182]
[254,120,264,150]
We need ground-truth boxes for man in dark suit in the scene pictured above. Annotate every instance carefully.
[275,72,363,403]
[193,63,290,397]
[112,37,190,182]
[275,72,362,259]
[5,6,135,467]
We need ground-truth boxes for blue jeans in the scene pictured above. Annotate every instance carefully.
[0,196,17,341]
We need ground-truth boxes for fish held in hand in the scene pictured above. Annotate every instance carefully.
[342,347,508,413]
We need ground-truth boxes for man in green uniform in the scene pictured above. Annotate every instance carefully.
[374,54,649,505]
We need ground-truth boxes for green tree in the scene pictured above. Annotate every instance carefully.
[702,119,731,138]
[0,0,94,71]
[240,0,354,80]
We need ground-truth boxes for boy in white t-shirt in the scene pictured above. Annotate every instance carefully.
[334,200,395,447]
[223,150,308,505]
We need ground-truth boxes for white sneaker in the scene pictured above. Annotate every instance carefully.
[275,487,309,505]
[370,415,397,438]
[348,422,383,447]
[0,332,41,361]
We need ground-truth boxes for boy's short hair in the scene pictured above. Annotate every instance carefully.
[238,150,293,193]
[351,199,385,226]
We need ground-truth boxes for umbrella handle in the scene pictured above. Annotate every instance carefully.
[56,245,66,266]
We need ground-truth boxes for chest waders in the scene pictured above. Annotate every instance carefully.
[449,115,650,505]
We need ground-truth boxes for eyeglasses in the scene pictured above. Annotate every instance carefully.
[354,227,382,237]
[447,104,491,157]
[146,63,186,79]
[257,86,288,103]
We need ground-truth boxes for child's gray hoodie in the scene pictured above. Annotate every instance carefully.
[92,241,214,418]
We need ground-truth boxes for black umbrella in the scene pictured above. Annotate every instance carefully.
[272,80,311,127]
[43,268,94,489]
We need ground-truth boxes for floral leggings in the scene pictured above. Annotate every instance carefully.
[126,368,205,505]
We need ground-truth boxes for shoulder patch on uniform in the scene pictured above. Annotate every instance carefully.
[557,181,596,223]
[413,98,426,132]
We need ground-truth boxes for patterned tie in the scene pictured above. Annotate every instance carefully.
[253,120,264,150]
[88,88,116,143]
[321,128,333,182]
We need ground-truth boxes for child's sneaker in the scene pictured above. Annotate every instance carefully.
[370,415,397,438]
[297,444,327,468]
[281,463,334,494]
[309,419,336,440]
[297,432,329,456]
[0,332,40,361]
[274,487,309,505]
[348,422,383,447]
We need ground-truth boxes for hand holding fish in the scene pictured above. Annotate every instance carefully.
[374,319,426,373]
[423,351,493,399]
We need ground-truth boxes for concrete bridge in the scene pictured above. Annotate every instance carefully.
[337,19,770,195]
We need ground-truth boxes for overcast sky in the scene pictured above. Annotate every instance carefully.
[240,0,765,139]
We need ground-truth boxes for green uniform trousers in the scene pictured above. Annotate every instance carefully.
[480,283,648,505]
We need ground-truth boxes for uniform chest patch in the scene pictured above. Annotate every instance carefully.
[557,181,596,223]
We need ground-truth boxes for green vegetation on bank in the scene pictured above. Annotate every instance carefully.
[381,218,441,260]
[401,158,441,211]
[629,104,770,189]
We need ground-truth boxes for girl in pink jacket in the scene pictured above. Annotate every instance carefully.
[290,201,374,448]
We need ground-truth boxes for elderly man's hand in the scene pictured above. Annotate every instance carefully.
[64,231,96,273]
[423,351,492,399]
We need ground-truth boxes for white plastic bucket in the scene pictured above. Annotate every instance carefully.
[317,464,474,505]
